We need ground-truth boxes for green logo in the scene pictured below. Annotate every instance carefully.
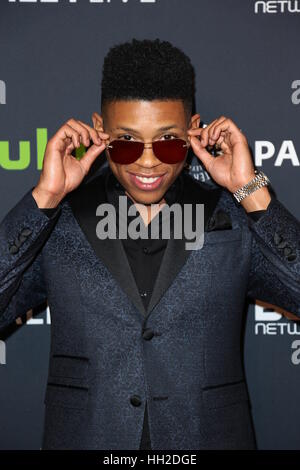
[0,128,86,170]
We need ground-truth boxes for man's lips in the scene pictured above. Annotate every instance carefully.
[127,171,167,191]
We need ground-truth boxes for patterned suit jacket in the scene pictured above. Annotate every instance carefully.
[0,165,299,449]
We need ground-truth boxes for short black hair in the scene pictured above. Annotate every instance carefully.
[101,38,195,123]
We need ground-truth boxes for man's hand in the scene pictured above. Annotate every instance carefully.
[32,118,109,208]
[187,116,271,211]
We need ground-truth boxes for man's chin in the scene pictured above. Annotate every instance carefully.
[125,189,165,206]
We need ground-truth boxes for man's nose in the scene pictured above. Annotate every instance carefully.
[136,142,161,166]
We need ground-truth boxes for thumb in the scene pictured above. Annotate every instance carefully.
[190,136,215,172]
[79,142,106,176]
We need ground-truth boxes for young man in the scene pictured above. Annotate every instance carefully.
[0,38,299,450]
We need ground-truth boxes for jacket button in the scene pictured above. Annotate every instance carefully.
[14,238,22,248]
[21,228,32,237]
[130,395,142,407]
[9,245,19,254]
[283,246,293,257]
[19,235,27,243]
[286,252,297,262]
[277,239,289,249]
[142,328,154,340]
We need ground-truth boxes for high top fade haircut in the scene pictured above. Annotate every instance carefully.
[101,38,196,125]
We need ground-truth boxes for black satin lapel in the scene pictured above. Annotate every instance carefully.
[66,170,147,318]
[146,172,222,316]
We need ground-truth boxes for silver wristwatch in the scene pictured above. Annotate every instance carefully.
[233,169,270,203]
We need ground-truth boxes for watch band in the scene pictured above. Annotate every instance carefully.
[233,170,270,203]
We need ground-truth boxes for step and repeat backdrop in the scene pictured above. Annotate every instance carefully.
[0,0,299,450]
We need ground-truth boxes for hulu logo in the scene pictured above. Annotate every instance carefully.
[0,128,86,170]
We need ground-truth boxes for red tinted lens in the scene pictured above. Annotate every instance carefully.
[107,140,144,164]
[152,139,188,163]
[107,138,188,165]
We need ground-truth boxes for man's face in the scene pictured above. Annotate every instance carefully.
[93,100,198,205]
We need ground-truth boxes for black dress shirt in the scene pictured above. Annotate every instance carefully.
[39,168,270,450]
[104,169,185,450]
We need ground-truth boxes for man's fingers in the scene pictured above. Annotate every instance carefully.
[69,119,96,146]
[66,118,95,146]
[190,135,215,173]
[210,121,230,141]
[205,117,227,146]
[78,141,106,175]
[206,118,247,150]
[57,124,82,149]
[76,119,110,146]
[54,118,110,161]
[64,118,109,147]
[208,129,227,147]
[187,118,220,147]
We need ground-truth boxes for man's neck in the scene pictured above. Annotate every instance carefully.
[125,191,166,226]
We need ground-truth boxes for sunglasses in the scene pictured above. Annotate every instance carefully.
[105,138,190,165]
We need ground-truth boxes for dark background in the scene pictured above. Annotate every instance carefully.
[0,0,299,449]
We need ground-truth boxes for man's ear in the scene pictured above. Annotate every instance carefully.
[92,112,104,132]
[187,113,201,144]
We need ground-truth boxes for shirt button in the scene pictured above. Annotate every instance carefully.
[140,292,147,298]
[142,328,154,340]
[130,395,142,407]
[142,247,150,254]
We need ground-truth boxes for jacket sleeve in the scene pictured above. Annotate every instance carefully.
[0,187,62,330]
[246,195,300,317]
